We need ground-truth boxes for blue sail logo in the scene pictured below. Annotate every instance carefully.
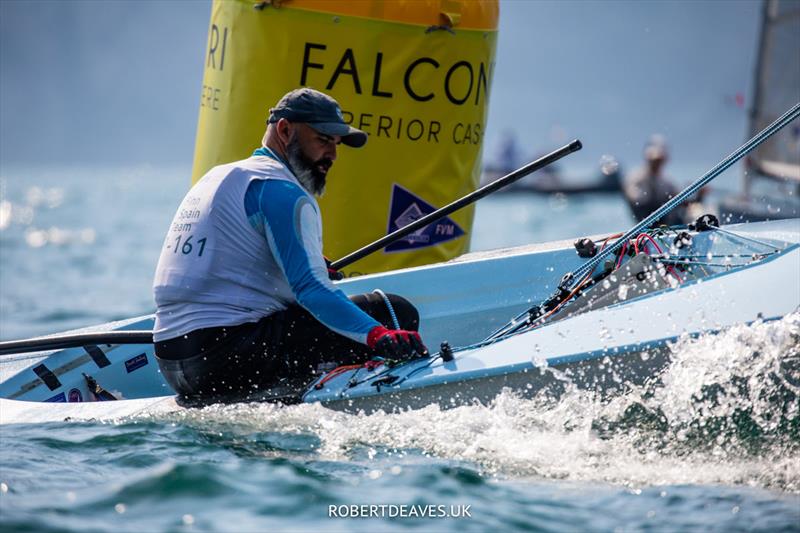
[385,184,465,252]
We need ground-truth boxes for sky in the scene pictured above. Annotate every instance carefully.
[0,0,762,174]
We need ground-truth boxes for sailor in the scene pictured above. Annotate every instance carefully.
[152,88,427,405]
[622,135,686,226]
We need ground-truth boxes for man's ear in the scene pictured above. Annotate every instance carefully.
[276,118,294,144]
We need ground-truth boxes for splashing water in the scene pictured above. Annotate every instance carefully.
[4,172,796,530]
[138,312,800,493]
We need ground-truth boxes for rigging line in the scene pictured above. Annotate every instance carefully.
[656,259,754,268]
[345,351,446,389]
[487,232,634,340]
[649,253,778,259]
[488,102,800,341]
[376,356,442,388]
[485,232,624,340]
[633,233,682,281]
[565,102,799,293]
[710,226,783,251]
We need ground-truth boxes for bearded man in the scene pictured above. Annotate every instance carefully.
[152,88,426,405]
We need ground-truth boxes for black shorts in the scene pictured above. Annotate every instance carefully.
[154,292,419,405]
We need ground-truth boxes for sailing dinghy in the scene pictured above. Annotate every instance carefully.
[2,215,797,422]
[719,0,800,222]
[1,106,799,422]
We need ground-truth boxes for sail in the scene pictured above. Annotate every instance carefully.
[747,0,800,184]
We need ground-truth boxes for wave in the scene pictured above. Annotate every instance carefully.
[137,313,800,492]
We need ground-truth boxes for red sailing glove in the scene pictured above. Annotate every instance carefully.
[367,326,428,360]
[324,256,344,281]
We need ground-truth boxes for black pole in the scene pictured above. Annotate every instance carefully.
[0,330,154,356]
[0,141,583,357]
[331,139,583,270]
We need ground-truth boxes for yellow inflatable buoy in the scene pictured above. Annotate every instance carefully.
[192,0,499,275]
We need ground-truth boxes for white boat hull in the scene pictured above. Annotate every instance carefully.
[1,220,798,421]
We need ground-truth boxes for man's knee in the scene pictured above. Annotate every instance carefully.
[350,292,419,331]
[385,293,420,331]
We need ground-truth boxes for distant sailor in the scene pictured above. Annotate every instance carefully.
[152,88,427,405]
[623,135,686,226]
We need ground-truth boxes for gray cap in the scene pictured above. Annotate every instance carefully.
[268,88,367,148]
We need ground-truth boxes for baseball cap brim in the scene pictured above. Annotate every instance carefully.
[309,122,368,148]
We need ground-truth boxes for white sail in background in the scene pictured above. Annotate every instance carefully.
[747,0,800,185]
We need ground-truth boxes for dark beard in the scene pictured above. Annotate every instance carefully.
[286,137,330,196]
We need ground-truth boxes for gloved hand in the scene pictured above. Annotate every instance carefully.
[367,325,428,360]
[324,256,344,281]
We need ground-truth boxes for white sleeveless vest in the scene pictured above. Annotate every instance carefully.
[152,156,311,341]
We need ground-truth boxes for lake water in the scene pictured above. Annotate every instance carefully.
[0,166,798,532]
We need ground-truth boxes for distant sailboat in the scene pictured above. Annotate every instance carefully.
[481,132,622,195]
[719,0,800,222]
